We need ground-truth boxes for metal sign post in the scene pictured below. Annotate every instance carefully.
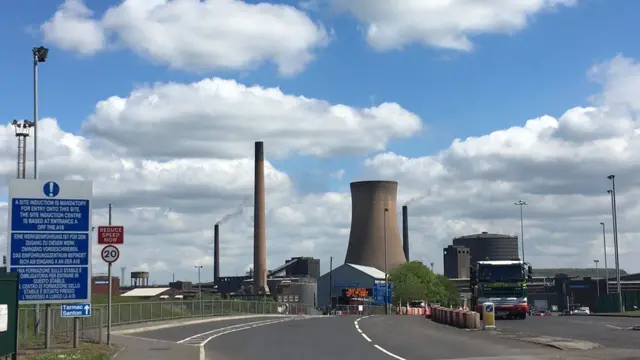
[101,227,120,348]
[6,179,93,349]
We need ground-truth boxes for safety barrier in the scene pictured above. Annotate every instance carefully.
[396,307,429,316]
[429,306,483,330]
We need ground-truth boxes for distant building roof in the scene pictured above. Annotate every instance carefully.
[346,263,386,279]
[478,260,523,266]
[454,232,516,240]
[533,268,627,278]
[121,287,170,297]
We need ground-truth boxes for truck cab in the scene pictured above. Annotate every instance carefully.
[470,260,533,320]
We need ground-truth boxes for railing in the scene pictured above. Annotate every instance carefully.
[17,299,314,350]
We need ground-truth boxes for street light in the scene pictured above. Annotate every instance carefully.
[607,177,623,312]
[32,45,48,180]
[593,260,600,296]
[383,207,389,315]
[599,222,609,294]
[514,200,528,262]
[195,265,203,314]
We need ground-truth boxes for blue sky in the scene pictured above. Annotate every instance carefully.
[1,0,639,195]
[3,0,640,276]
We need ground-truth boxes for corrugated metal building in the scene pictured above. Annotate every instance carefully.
[316,263,387,309]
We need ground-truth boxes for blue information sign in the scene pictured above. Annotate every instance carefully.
[372,283,392,305]
[7,179,93,305]
[61,303,91,318]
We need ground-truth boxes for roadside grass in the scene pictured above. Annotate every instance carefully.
[21,344,112,360]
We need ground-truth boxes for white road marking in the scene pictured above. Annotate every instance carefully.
[177,318,284,343]
[356,316,407,359]
[374,344,407,360]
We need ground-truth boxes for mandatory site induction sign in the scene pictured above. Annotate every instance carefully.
[7,179,93,305]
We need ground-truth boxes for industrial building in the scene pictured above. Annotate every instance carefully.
[214,256,320,305]
[91,276,121,296]
[443,245,471,279]
[450,232,519,266]
[316,263,387,309]
[344,181,406,271]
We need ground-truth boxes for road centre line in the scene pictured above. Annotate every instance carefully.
[356,316,407,359]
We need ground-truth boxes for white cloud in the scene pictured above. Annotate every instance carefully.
[364,54,640,274]
[82,77,422,160]
[41,0,106,55]
[0,74,417,281]
[334,0,577,51]
[41,0,329,75]
[3,52,640,282]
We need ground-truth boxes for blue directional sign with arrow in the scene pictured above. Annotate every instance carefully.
[61,303,91,318]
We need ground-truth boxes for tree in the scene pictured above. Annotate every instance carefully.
[388,261,458,305]
[436,274,461,307]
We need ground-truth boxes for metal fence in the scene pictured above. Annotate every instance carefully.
[17,299,314,350]
[329,304,393,316]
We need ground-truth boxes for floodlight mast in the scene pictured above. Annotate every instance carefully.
[11,119,34,179]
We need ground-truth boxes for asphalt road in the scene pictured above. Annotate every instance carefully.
[204,315,596,360]
[118,314,640,359]
[133,316,287,342]
[494,315,640,349]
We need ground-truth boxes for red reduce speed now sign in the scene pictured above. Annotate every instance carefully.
[101,245,120,264]
[97,225,124,244]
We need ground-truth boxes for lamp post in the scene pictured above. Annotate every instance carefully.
[593,260,600,296]
[514,200,528,262]
[384,207,389,315]
[195,265,203,314]
[607,176,623,312]
[599,222,609,294]
[32,45,48,180]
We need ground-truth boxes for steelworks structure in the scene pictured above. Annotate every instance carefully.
[253,141,268,294]
[402,205,410,261]
[344,181,406,271]
[214,223,220,283]
[452,232,519,265]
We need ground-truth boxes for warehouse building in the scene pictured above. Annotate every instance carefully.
[316,263,387,309]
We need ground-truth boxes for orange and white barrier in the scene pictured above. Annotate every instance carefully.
[429,306,483,330]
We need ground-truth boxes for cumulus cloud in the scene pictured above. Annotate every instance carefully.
[41,0,329,75]
[82,77,422,160]
[334,0,577,51]
[0,74,418,280]
[3,53,640,282]
[364,55,640,274]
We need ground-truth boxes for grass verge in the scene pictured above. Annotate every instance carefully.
[21,344,112,360]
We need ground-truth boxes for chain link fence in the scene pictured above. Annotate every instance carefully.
[17,299,314,350]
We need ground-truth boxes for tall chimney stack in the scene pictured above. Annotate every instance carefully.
[253,141,267,294]
[214,224,220,283]
[402,205,409,261]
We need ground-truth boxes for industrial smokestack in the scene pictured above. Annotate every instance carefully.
[402,205,409,261]
[253,141,267,294]
[214,224,220,283]
[344,181,407,271]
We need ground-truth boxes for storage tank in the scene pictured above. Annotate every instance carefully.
[452,232,519,265]
[344,181,406,271]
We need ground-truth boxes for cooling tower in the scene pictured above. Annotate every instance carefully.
[214,224,220,283]
[253,141,267,294]
[402,205,409,261]
[344,181,406,272]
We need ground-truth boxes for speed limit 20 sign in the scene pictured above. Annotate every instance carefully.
[101,245,120,264]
